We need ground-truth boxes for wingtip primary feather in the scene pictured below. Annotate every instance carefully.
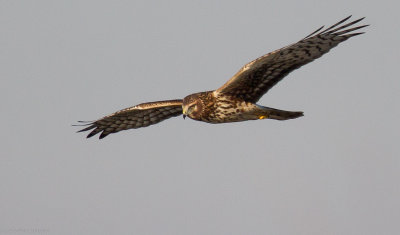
[72,121,93,127]
[99,133,108,139]
[334,24,369,36]
[318,15,352,35]
[303,25,325,40]
[324,16,367,35]
[301,16,368,42]
[86,130,98,138]
[302,16,367,40]
[77,124,96,133]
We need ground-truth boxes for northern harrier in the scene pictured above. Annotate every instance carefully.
[77,16,368,139]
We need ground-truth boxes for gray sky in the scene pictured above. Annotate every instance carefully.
[1,0,399,234]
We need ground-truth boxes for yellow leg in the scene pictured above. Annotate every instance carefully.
[258,115,268,119]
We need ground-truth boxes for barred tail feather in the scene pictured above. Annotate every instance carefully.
[260,107,304,120]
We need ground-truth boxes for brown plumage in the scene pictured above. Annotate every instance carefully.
[76,16,368,139]
[77,100,182,139]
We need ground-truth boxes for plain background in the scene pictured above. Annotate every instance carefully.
[1,0,399,234]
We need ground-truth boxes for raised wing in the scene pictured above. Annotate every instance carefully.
[76,99,183,139]
[216,16,368,103]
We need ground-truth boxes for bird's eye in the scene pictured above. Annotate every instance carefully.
[187,104,198,114]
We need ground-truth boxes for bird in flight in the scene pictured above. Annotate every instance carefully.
[76,16,368,139]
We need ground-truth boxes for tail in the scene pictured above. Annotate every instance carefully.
[258,107,303,121]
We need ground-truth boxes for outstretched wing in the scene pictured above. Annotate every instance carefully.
[76,99,183,139]
[216,16,368,103]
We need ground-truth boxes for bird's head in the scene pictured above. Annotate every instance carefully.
[182,92,205,120]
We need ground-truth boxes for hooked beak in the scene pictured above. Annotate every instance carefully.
[182,106,188,119]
